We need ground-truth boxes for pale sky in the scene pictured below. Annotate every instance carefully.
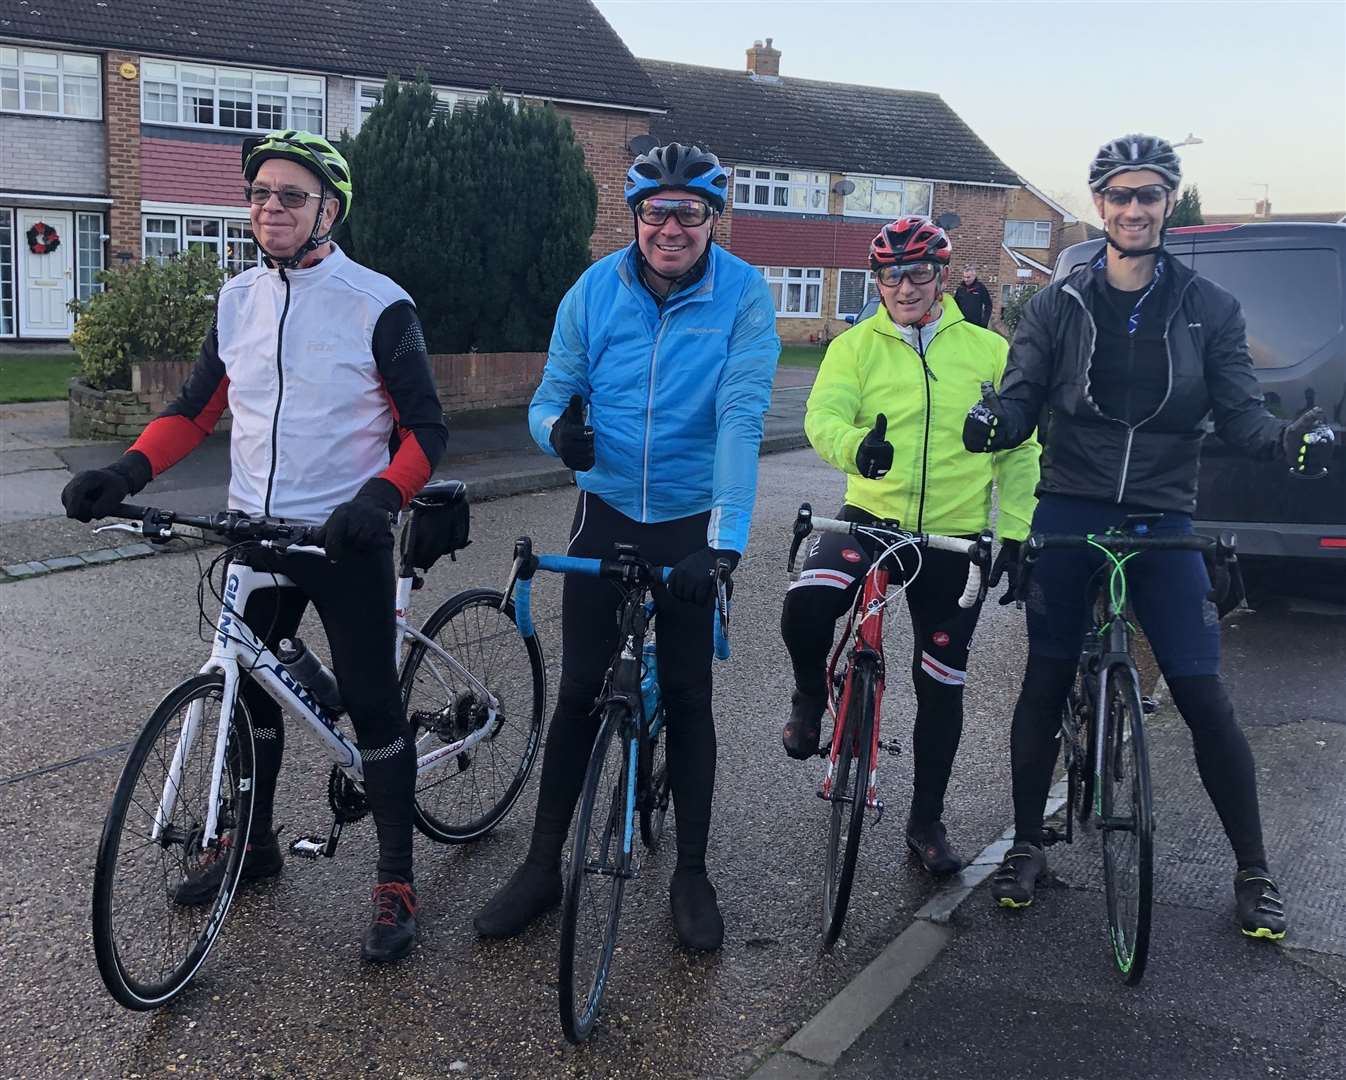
[594,0,1346,217]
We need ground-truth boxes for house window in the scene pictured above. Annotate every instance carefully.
[0,47,101,119]
[842,175,934,219]
[225,221,259,277]
[0,209,13,336]
[76,213,105,302]
[761,266,823,317]
[143,218,181,263]
[354,81,495,133]
[836,269,879,319]
[733,167,828,214]
[1004,220,1052,248]
[141,59,325,133]
[143,215,260,275]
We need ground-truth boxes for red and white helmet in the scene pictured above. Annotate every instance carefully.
[869,216,952,272]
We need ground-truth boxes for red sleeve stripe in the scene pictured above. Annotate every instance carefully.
[131,376,231,476]
[382,433,433,507]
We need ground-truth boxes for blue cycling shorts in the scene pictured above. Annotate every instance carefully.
[1023,493,1221,678]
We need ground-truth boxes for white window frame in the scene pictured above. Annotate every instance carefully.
[733,166,829,215]
[76,211,105,302]
[354,80,512,134]
[841,173,935,220]
[142,214,260,275]
[836,268,880,319]
[0,46,101,119]
[0,207,14,337]
[761,266,824,318]
[1004,219,1052,249]
[140,58,325,134]
[142,217,181,264]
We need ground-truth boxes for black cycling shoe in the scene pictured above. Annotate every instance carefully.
[670,870,724,952]
[905,820,964,877]
[991,843,1046,909]
[782,691,826,760]
[473,861,562,939]
[173,829,284,907]
[362,880,418,963]
[1235,867,1288,940]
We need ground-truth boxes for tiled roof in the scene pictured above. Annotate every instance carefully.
[639,59,1018,186]
[2,0,664,111]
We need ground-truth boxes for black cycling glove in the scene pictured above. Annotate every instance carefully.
[963,381,1005,453]
[1283,406,1334,476]
[667,547,739,608]
[856,414,893,480]
[550,394,595,472]
[320,477,400,563]
[61,451,152,523]
[988,539,1022,606]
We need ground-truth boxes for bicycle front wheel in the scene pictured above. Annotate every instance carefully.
[822,660,876,950]
[1099,663,1154,985]
[92,674,255,1010]
[558,705,634,1044]
[401,588,545,843]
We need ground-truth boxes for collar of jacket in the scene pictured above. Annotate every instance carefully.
[617,241,717,312]
[263,242,349,288]
[1066,246,1197,323]
[870,292,967,343]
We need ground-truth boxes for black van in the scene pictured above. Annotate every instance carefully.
[1052,223,1346,573]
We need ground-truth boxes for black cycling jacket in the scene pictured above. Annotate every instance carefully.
[991,254,1288,513]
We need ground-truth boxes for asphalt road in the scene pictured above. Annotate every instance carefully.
[3,447,1341,1079]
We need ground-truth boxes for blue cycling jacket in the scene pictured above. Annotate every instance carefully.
[529,242,781,554]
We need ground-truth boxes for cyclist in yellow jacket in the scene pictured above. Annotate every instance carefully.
[780,217,1040,875]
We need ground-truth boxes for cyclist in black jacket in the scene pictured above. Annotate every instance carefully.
[963,133,1334,939]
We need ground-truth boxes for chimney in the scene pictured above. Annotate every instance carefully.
[746,37,781,79]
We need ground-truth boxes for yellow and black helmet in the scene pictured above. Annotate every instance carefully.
[243,129,353,223]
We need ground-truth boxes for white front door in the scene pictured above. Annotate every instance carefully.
[18,209,75,338]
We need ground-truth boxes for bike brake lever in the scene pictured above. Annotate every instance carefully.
[787,502,814,580]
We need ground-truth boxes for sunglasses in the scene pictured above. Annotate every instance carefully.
[1100,185,1170,208]
[876,262,939,287]
[636,198,714,227]
[244,183,325,210]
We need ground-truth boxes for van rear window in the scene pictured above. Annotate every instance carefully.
[1195,248,1343,369]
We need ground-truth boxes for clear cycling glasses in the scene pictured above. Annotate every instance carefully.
[244,184,325,210]
[635,198,714,227]
[1100,184,1169,208]
[876,262,939,287]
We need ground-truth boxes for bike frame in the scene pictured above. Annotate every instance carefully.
[1086,571,1141,818]
[155,556,500,852]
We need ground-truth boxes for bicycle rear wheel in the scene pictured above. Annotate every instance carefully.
[401,588,545,843]
[92,674,254,1009]
[821,660,876,950]
[1099,663,1154,985]
[639,705,671,850]
[558,705,634,1043]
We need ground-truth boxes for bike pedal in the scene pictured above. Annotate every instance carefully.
[290,836,326,859]
[1141,697,1159,715]
[878,740,902,758]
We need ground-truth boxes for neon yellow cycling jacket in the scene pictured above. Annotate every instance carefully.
[805,297,1040,541]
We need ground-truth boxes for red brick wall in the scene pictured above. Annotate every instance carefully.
[141,137,240,205]
[105,53,142,263]
[429,352,546,411]
[932,182,1009,324]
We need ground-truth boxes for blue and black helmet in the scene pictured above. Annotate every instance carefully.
[624,142,729,214]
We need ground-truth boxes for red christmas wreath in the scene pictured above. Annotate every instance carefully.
[26,221,61,255]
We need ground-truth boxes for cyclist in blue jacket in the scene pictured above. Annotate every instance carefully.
[474,143,780,951]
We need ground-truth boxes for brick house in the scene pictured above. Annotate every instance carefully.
[641,40,1073,341]
[0,0,662,342]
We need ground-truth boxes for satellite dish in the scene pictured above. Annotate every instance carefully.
[936,211,961,231]
[832,179,856,196]
[627,133,658,155]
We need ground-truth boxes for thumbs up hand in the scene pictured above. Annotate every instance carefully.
[856,413,893,480]
[549,394,595,472]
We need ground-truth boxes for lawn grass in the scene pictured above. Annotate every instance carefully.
[779,344,826,368]
[0,353,79,404]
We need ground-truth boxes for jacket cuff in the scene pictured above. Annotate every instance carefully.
[357,476,406,513]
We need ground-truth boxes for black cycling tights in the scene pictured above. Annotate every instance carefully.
[1010,656,1267,870]
[238,544,415,884]
[526,493,718,876]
